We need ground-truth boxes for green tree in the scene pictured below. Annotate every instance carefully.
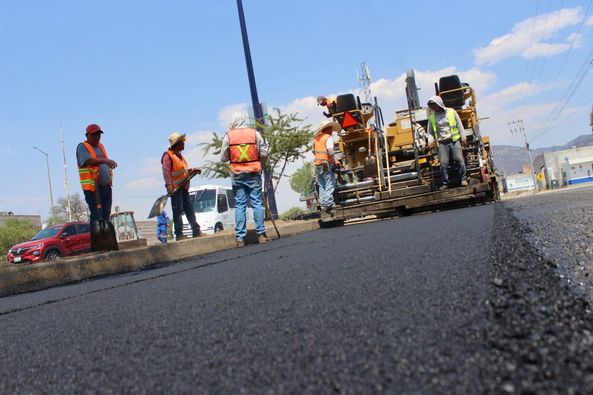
[200,109,314,191]
[0,219,38,257]
[48,193,89,225]
[289,162,314,197]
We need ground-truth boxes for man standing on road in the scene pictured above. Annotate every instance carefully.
[76,123,118,223]
[313,120,340,211]
[161,132,201,241]
[426,95,468,190]
[220,112,269,248]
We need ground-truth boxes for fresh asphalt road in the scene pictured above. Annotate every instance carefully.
[1,200,591,393]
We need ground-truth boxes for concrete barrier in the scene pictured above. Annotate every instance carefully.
[0,221,319,298]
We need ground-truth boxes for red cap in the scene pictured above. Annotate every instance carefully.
[85,124,103,134]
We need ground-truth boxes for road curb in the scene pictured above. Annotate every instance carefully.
[0,220,319,298]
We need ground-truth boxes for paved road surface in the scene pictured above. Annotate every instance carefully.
[1,199,592,393]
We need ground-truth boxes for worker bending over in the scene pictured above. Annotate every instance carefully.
[220,112,269,248]
[426,96,468,190]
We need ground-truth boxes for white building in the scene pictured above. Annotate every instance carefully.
[533,145,593,188]
[505,173,535,192]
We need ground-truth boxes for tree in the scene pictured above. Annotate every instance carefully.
[0,219,38,257]
[200,109,314,192]
[48,193,89,225]
[289,162,314,197]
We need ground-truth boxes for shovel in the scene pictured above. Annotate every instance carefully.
[148,171,200,219]
[91,180,119,252]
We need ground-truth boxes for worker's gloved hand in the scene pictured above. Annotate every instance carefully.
[461,140,467,147]
[322,111,332,118]
[166,185,175,194]
[106,159,118,169]
[190,168,202,175]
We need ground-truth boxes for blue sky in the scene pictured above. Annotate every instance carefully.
[1,0,592,220]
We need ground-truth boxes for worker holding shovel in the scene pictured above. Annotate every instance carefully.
[76,123,119,251]
[161,132,202,241]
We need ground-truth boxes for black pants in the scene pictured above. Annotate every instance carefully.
[84,185,112,223]
[171,188,199,238]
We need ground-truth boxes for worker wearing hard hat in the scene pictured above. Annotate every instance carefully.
[313,120,341,210]
[426,95,468,190]
[76,123,118,224]
[220,112,269,248]
[161,132,202,241]
[316,95,337,118]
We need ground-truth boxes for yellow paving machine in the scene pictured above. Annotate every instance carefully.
[318,70,499,226]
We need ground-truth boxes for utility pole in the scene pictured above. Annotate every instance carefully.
[33,146,55,217]
[236,0,278,219]
[61,125,72,221]
[508,120,537,189]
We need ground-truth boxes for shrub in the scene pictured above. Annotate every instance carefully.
[0,219,38,257]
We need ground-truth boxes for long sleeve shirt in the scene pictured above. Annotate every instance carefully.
[220,129,268,174]
[161,150,190,191]
[426,109,466,144]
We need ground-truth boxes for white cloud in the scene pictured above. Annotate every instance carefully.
[483,82,539,105]
[124,177,162,191]
[217,103,248,129]
[474,7,583,65]
[587,15,593,26]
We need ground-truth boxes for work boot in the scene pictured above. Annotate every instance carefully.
[460,180,469,187]
[258,233,270,244]
[192,227,202,238]
[236,239,245,248]
[176,235,187,241]
[439,184,448,191]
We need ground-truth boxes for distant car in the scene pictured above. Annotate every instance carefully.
[6,222,91,264]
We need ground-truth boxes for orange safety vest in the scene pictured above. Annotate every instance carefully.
[164,149,189,188]
[228,128,261,173]
[78,142,112,192]
[313,133,333,165]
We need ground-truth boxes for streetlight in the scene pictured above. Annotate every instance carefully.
[236,0,279,219]
[33,146,55,215]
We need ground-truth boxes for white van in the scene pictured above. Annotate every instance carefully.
[181,184,254,236]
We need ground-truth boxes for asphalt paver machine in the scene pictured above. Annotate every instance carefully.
[318,70,499,227]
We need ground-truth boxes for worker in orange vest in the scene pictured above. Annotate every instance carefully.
[161,132,202,241]
[76,123,118,224]
[317,95,336,118]
[221,112,269,247]
[313,120,341,211]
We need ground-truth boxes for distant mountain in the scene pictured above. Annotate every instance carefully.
[491,134,593,174]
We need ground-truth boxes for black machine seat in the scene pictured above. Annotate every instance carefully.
[438,75,465,109]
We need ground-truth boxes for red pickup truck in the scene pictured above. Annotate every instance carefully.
[6,222,91,263]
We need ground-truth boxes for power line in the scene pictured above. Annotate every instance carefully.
[530,0,593,123]
[531,48,593,142]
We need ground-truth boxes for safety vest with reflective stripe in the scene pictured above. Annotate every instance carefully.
[78,142,112,192]
[428,108,461,143]
[164,149,189,188]
[228,128,261,173]
[313,133,333,165]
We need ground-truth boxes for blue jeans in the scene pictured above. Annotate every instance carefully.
[315,164,335,207]
[232,173,266,241]
[438,140,466,185]
[84,185,112,223]
[171,188,199,239]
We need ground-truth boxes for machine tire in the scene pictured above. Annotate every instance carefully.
[214,223,223,233]
[318,219,344,229]
[45,249,61,260]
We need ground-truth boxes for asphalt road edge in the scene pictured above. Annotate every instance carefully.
[0,221,319,298]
